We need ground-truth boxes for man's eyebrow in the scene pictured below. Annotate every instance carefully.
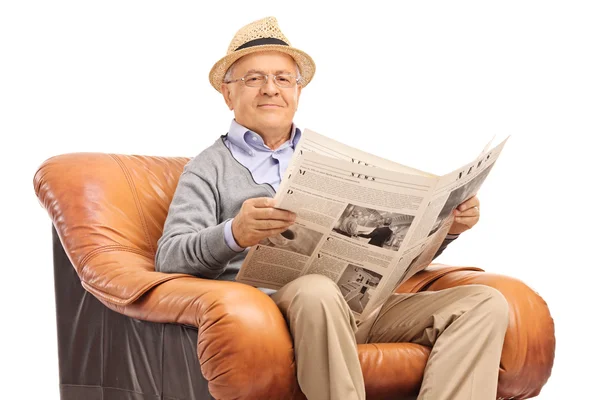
[245,69,294,75]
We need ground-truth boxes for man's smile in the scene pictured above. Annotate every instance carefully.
[258,103,283,108]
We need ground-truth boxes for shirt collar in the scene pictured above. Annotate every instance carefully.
[290,124,302,148]
[227,119,302,155]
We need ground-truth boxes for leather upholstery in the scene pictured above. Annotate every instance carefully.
[34,153,555,399]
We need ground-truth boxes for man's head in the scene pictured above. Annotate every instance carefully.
[220,51,302,138]
[209,17,315,138]
[209,17,315,91]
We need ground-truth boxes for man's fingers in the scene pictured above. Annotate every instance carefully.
[245,198,296,221]
[254,219,294,231]
[454,216,478,226]
[454,207,479,217]
[250,197,277,208]
[450,195,481,234]
[458,195,479,211]
[253,207,296,222]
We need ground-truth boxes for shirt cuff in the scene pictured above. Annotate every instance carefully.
[224,219,245,252]
[445,233,460,240]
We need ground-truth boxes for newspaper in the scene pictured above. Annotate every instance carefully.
[236,129,508,320]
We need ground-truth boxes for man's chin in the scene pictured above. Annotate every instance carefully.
[257,118,291,130]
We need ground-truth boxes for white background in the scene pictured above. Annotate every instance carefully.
[1,1,598,398]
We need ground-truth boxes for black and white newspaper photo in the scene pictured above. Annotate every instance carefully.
[332,204,414,251]
[336,264,383,314]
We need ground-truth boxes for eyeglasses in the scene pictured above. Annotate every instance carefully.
[224,73,300,88]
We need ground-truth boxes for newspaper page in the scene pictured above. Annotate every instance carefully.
[292,129,436,178]
[357,137,509,318]
[236,130,508,320]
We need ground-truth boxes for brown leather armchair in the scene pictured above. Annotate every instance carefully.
[34,153,555,400]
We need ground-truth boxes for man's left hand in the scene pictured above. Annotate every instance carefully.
[449,195,481,235]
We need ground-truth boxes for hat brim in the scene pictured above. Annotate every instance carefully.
[209,44,316,92]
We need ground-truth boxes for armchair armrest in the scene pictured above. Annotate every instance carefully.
[424,269,555,400]
[35,153,306,399]
[105,276,304,400]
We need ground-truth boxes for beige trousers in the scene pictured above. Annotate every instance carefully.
[271,274,509,400]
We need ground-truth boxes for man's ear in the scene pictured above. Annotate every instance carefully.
[221,84,234,110]
[295,84,302,110]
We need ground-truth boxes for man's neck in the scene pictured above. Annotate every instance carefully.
[262,132,291,150]
[247,123,293,150]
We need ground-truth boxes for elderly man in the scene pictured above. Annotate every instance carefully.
[156,16,508,400]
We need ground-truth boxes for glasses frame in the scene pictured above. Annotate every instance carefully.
[224,73,301,89]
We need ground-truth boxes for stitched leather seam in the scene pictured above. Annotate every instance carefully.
[80,245,153,267]
[81,273,187,305]
[109,154,155,254]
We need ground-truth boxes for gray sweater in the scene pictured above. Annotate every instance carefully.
[155,137,274,281]
[155,136,456,283]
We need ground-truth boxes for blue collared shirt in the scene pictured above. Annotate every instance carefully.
[223,119,301,251]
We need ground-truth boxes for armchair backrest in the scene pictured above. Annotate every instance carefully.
[34,153,191,305]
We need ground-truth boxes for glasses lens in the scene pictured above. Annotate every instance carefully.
[274,75,295,88]
[241,74,297,88]
[244,74,267,87]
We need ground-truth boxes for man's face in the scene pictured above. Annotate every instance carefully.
[221,51,302,136]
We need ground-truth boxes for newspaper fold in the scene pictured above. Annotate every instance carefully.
[236,129,508,320]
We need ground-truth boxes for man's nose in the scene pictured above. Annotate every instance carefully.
[261,76,280,96]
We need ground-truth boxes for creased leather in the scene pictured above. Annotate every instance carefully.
[34,153,190,304]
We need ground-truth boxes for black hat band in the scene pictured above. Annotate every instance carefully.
[235,37,289,51]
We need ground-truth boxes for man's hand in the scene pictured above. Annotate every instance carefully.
[231,197,297,248]
[449,195,481,235]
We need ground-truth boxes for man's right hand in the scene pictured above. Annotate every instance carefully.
[231,197,297,248]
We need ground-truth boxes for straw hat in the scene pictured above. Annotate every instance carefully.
[208,17,316,92]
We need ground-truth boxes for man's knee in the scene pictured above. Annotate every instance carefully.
[284,274,344,309]
[469,284,510,328]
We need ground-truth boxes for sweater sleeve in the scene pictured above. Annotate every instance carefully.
[432,233,460,260]
[224,218,245,252]
[155,170,240,278]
